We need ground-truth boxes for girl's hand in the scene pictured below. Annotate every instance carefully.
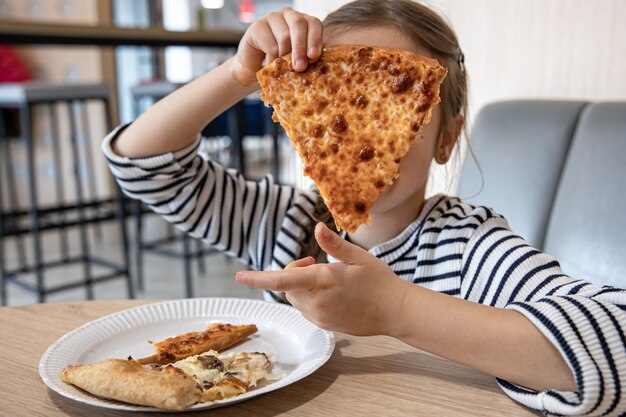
[230,7,323,87]
[235,223,411,336]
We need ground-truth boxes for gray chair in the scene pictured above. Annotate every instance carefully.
[458,100,626,288]
[544,103,626,288]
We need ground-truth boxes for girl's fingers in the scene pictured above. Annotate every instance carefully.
[306,16,323,59]
[283,9,309,71]
[235,268,317,292]
[266,12,291,57]
[248,20,280,65]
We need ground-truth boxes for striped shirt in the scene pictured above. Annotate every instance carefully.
[103,126,626,416]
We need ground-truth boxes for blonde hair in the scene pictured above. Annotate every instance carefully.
[323,0,468,146]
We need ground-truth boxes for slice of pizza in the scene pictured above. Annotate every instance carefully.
[257,45,447,233]
[60,350,274,410]
[136,323,257,365]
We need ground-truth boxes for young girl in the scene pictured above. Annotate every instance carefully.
[103,1,626,415]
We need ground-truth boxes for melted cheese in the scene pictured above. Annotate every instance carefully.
[170,350,274,396]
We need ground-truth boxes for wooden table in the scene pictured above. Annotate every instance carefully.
[0,300,539,416]
[0,21,242,47]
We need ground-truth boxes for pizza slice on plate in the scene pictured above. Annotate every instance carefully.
[136,322,257,365]
[257,45,447,233]
[59,323,274,410]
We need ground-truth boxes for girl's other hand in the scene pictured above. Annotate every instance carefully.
[235,223,411,336]
[230,7,323,87]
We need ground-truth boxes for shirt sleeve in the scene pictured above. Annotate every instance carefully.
[101,124,296,270]
[461,217,626,416]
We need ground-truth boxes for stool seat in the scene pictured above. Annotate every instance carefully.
[0,82,110,105]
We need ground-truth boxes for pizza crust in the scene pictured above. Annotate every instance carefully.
[60,359,201,410]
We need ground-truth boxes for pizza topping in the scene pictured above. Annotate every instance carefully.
[391,73,413,94]
[358,146,375,162]
[169,350,275,402]
[331,115,348,133]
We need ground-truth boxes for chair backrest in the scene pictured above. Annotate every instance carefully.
[544,103,626,287]
[457,100,587,249]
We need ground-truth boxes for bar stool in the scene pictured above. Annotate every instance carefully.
[0,82,134,305]
[131,81,223,298]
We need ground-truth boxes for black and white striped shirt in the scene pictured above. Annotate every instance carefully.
[103,126,626,416]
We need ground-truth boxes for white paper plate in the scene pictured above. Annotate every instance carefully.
[39,298,335,412]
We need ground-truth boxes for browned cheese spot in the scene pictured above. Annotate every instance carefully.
[391,73,414,94]
[318,63,327,74]
[388,65,400,76]
[355,202,366,213]
[375,180,386,188]
[411,121,421,132]
[415,100,431,113]
[379,59,389,70]
[316,98,329,113]
[310,124,325,138]
[329,143,340,154]
[355,95,368,108]
[331,115,348,133]
[357,47,373,61]
[359,146,375,162]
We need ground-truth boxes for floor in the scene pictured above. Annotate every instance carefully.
[2,135,296,306]
[2,218,264,307]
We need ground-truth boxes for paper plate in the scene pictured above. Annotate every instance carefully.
[39,298,335,411]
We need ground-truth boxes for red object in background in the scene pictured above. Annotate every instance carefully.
[0,45,32,83]
[239,0,255,23]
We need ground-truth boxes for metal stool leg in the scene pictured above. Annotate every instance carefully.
[132,199,144,292]
[1,137,29,271]
[78,99,103,241]
[196,239,206,274]
[114,188,134,299]
[22,103,46,302]
[228,103,246,175]
[47,103,70,262]
[182,234,193,298]
[68,100,94,300]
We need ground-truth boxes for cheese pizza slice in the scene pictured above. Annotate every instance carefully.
[136,323,257,365]
[257,45,447,233]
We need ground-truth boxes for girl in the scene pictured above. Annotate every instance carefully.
[103,1,626,415]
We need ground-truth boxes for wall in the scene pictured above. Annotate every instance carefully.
[293,0,626,194]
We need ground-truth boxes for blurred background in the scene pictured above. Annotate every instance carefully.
[1,0,625,306]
